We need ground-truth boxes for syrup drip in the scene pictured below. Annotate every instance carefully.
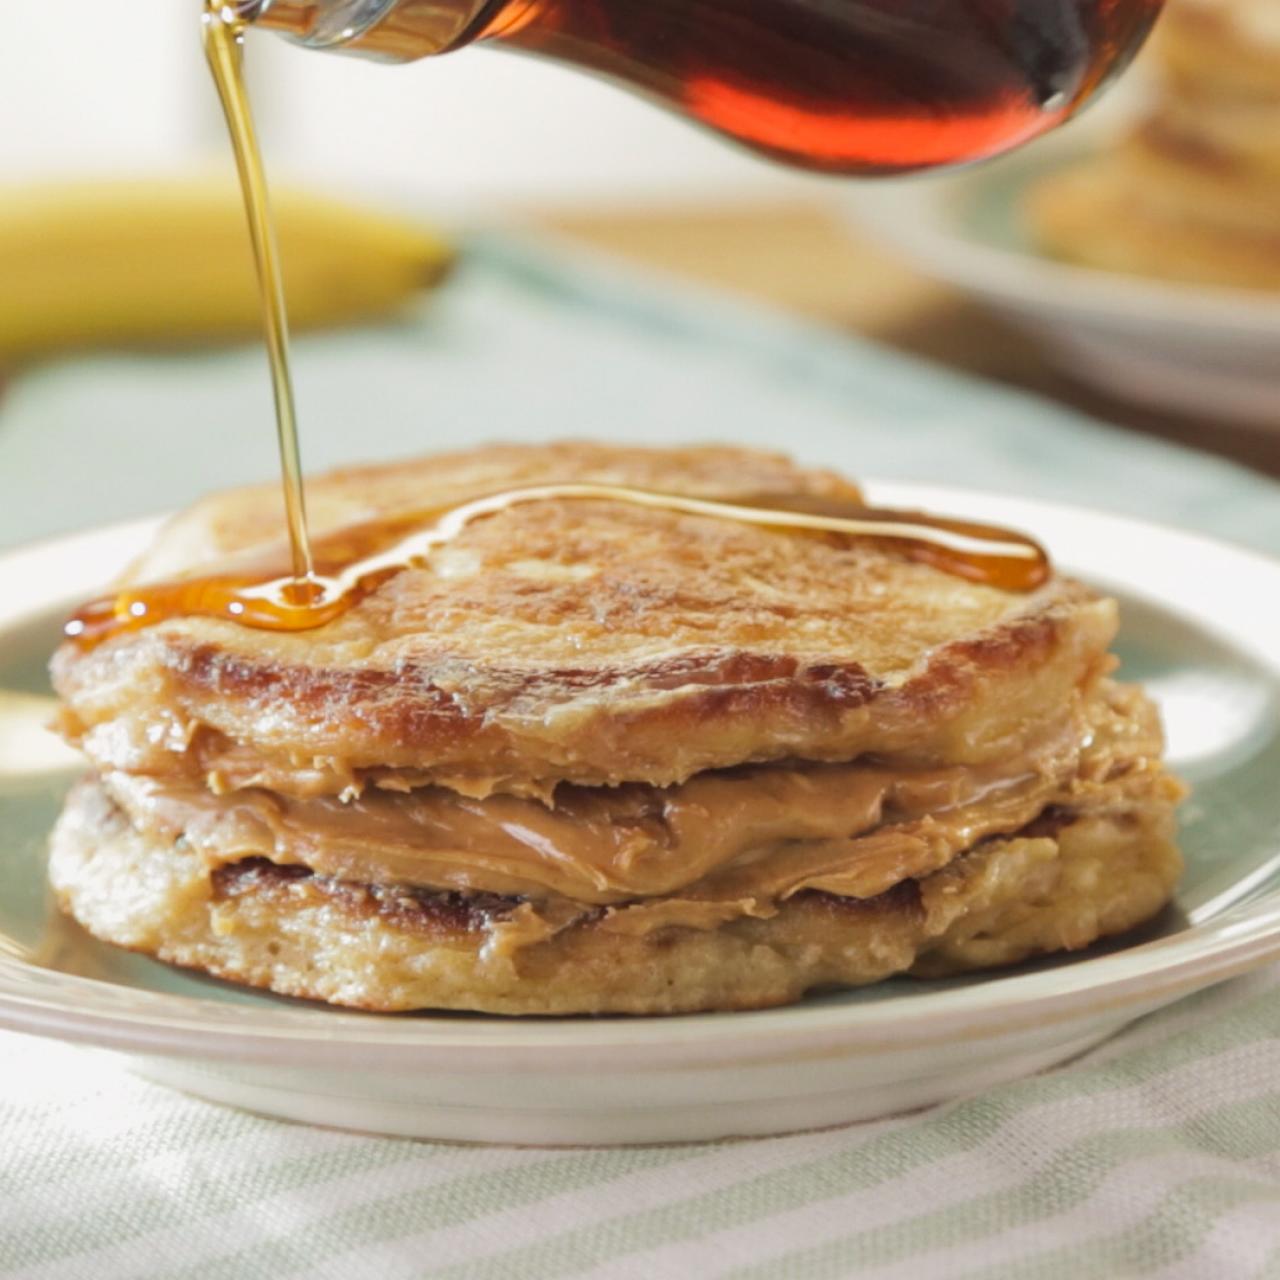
[63,484,1050,650]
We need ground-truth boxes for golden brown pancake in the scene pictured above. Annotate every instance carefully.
[1153,96,1280,188]
[1158,0,1280,105]
[1025,158,1280,292]
[49,443,1184,1014]
[1024,0,1280,293]
[53,442,1111,797]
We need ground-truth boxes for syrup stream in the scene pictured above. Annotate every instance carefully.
[202,1,316,591]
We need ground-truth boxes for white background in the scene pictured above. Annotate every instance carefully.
[3,2,822,210]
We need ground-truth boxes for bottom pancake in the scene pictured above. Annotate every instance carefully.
[49,778,1182,1015]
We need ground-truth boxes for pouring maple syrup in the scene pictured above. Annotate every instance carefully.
[234,0,1164,174]
[63,1,1059,654]
[202,1,317,596]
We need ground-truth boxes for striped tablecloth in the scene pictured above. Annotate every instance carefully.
[3,236,1279,1279]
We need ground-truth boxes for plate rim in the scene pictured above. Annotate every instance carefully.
[2,483,1278,1070]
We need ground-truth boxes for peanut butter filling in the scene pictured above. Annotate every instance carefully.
[95,679,1166,959]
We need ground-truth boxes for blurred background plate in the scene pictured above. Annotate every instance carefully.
[845,144,1280,430]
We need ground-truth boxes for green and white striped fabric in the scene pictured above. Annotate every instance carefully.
[4,970,1280,1278]
[3,967,1280,1279]
[3,237,1279,1278]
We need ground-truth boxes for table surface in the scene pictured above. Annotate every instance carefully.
[537,201,1280,481]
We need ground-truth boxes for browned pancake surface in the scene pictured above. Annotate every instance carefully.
[53,442,1112,795]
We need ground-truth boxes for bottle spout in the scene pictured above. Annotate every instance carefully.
[238,0,487,59]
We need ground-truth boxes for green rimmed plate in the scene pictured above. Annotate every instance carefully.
[1,484,1277,1145]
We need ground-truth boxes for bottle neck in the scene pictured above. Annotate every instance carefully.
[241,0,492,59]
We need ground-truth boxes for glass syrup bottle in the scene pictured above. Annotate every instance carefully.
[232,0,1162,173]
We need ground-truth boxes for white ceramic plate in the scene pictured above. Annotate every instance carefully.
[1,485,1278,1146]
[844,144,1280,428]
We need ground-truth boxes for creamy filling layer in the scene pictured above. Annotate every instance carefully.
[95,681,1167,954]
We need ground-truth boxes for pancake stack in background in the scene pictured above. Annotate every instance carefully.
[1027,0,1280,292]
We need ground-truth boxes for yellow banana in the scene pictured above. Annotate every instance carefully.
[0,178,454,361]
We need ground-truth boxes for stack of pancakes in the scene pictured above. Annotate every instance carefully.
[49,444,1184,1014]
[1027,0,1280,292]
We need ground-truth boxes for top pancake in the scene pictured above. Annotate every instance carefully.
[52,442,1114,796]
